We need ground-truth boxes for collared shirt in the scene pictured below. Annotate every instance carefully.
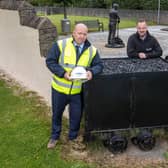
[73,41,84,55]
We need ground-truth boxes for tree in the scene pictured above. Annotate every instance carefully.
[54,0,73,18]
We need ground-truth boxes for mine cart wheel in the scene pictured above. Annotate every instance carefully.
[131,130,156,151]
[104,135,128,154]
[103,139,109,148]
[138,135,156,151]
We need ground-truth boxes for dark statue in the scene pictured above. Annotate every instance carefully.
[105,3,125,48]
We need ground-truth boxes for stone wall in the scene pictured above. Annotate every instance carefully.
[0,0,57,57]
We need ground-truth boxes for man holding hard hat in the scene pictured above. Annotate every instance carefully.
[46,23,103,149]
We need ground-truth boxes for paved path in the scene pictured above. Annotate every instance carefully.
[87,25,168,58]
[60,25,168,59]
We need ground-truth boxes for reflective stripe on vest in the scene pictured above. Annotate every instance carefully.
[53,77,81,89]
[52,76,82,95]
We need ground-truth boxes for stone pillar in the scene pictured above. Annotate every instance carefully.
[18,1,40,28]
[37,18,58,57]
[0,0,58,57]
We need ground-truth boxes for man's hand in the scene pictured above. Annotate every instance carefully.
[138,52,147,59]
[86,71,93,80]
[64,72,71,81]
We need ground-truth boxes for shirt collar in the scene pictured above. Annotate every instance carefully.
[73,41,84,49]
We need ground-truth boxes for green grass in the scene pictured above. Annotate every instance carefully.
[1,75,167,168]
[0,79,92,168]
[39,14,137,35]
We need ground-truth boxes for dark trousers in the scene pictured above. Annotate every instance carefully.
[51,88,82,140]
[108,23,117,44]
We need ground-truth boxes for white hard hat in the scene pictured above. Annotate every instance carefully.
[70,66,87,80]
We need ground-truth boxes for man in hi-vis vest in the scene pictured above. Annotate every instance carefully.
[46,23,103,149]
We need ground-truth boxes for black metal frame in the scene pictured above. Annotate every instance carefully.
[83,58,168,143]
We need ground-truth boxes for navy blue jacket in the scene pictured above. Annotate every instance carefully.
[46,38,103,78]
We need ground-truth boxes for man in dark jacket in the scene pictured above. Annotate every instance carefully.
[127,19,162,59]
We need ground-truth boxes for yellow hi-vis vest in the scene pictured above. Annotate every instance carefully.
[52,37,97,95]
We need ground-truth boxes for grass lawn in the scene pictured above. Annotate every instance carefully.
[0,78,92,168]
[1,73,168,168]
[39,14,137,35]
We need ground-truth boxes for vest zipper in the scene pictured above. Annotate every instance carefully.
[69,81,74,95]
[68,46,83,95]
[69,59,78,95]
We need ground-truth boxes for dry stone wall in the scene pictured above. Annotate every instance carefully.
[0,0,57,57]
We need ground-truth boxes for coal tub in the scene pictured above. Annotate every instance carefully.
[84,57,168,136]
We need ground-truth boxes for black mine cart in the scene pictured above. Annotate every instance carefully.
[83,57,168,153]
